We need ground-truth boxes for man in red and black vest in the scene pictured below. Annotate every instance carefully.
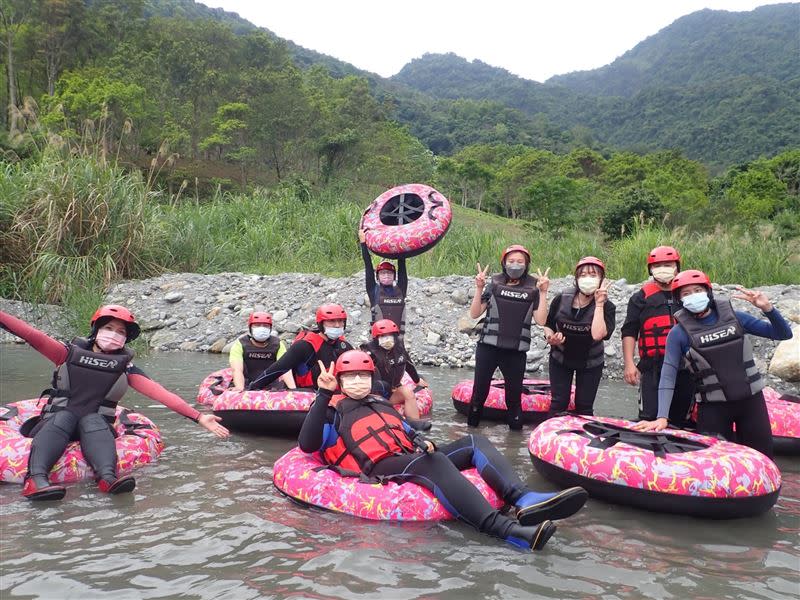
[621,246,694,425]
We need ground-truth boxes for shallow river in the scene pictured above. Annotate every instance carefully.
[1,346,798,600]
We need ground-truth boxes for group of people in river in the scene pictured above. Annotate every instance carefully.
[0,231,792,552]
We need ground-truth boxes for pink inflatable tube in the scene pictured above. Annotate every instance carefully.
[451,379,574,423]
[273,447,503,521]
[361,183,452,259]
[0,399,163,485]
[528,415,781,518]
[198,368,431,435]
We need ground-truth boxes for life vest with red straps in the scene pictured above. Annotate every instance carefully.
[291,329,352,388]
[322,394,415,474]
[637,281,678,364]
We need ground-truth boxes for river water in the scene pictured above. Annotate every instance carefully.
[0,345,798,600]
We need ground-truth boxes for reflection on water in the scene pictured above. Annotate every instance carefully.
[1,346,798,599]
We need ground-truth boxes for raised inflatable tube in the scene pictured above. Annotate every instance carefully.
[0,399,163,484]
[361,183,452,259]
[528,414,781,519]
[197,368,432,435]
[273,447,503,521]
[451,379,574,423]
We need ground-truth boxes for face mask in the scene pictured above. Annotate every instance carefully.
[95,329,126,351]
[681,291,710,314]
[378,335,395,350]
[325,326,344,340]
[378,272,394,285]
[339,373,371,399]
[505,264,526,279]
[250,326,271,342]
[652,265,677,284]
[577,276,601,295]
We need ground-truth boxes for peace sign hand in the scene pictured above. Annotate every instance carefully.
[733,287,772,312]
[475,263,490,290]
[595,278,613,306]
[316,361,338,392]
[535,267,550,293]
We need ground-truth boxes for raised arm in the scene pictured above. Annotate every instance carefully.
[0,310,68,365]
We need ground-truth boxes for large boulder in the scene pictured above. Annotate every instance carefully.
[768,325,800,382]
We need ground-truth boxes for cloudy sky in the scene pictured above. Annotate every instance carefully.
[199,1,789,82]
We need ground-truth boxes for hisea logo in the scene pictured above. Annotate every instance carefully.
[79,356,119,369]
[382,297,403,304]
[499,289,529,300]
[699,326,737,345]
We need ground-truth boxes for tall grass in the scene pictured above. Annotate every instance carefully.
[1,149,797,323]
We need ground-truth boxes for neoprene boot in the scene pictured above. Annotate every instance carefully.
[506,404,523,431]
[504,520,558,551]
[467,403,483,427]
[22,474,66,501]
[97,474,136,495]
[514,487,588,526]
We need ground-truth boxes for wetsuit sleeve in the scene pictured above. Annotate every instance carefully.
[545,294,561,331]
[621,291,645,339]
[361,243,377,305]
[480,281,493,305]
[298,389,335,452]
[603,300,616,340]
[397,257,408,295]
[229,339,244,366]
[735,309,793,340]
[248,339,314,390]
[656,326,690,419]
[276,340,287,360]
[0,310,68,365]
[128,369,201,421]
[404,354,420,383]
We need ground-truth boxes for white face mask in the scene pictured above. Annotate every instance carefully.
[95,329,126,351]
[250,326,271,342]
[339,373,372,399]
[577,276,601,295]
[378,335,395,350]
[651,265,677,284]
[378,272,395,285]
[325,326,344,340]
[681,291,711,314]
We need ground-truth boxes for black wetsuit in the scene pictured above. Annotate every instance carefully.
[362,243,408,334]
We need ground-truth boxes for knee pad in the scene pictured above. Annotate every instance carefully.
[78,413,112,436]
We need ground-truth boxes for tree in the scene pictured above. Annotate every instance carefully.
[0,0,35,132]
[38,0,84,96]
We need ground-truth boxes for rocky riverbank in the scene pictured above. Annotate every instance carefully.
[2,273,798,387]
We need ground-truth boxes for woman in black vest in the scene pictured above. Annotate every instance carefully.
[299,351,588,552]
[359,229,408,336]
[545,257,616,417]
[467,244,550,430]
[1,306,229,501]
[229,312,295,391]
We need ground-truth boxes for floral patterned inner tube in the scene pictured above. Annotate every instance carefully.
[273,447,504,521]
[451,379,574,423]
[361,183,452,259]
[0,399,163,484]
[528,414,782,518]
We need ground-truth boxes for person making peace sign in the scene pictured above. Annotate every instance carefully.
[544,257,616,417]
[466,244,550,430]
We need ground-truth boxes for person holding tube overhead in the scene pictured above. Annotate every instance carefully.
[359,228,408,336]
[544,257,616,417]
[466,244,550,430]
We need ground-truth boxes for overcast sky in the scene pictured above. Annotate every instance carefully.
[199,1,791,82]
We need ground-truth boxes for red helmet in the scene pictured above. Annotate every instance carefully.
[90,304,140,341]
[248,312,273,327]
[376,261,396,273]
[671,269,711,293]
[575,256,606,274]
[647,246,681,269]
[500,244,531,265]
[315,303,347,325]
[335,350,375,375]
[371,319,400,338]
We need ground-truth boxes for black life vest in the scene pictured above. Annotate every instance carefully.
[550,291,605,369]
[238,334,281,384]
[323,395,416,474]
[675,299,764,404]
[637,281,679,364]
[479,274,539,351]
[292,329,352,388]
[371,284,406,336]
[361,338,409,388]
[42,338,133,422]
